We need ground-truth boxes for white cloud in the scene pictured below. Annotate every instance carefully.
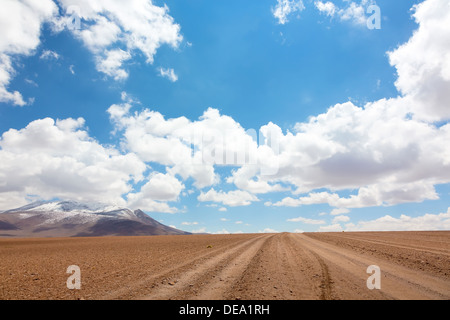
[219,207,227,212]
[272,0,305,25]
[198,188,259,207]
[227,165,287,194]
[0,0,182,106]
[192,227,207,234]
[332,215,350,224]
[331,208,350,216]
[0,0,57,106]
[107,102,261,190]
[126,198,178,213]
[259,228,279,233]
[181,221,198,226]
[0,117,146,209]
[214,229,230,234]
[128,172,184,202]
[345,208,450,231]
[314,1,336,17]
[388,0,450,121]
[25,78,38,87]
[315,0,375,26]
[270,181,441,209]
[55,0,182,80]
[40,50,60,60]
[96,49,131,80]
[287,216,326,225]
[337,1,368,25]
[256,1,450,211]
[126,172,184,213]
[158,67,178,82]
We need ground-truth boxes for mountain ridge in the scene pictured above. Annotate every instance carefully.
[0,200,190,238]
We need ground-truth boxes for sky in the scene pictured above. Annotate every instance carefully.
[1,0,450,234]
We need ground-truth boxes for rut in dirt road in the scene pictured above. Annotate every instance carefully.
[140,234,273,300]
[1,231,449,300]
[136,232,450,300]
[294,233,450,300]
[226,233,332,300]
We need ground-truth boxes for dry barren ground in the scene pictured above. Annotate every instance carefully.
[0,232,449,300]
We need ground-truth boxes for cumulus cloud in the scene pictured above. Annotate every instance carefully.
[0,0,57,106]
[345,208,450,231]
[314,1,337,17]
[388,0,450,121]
[0,117,146,209]
[332,215,350,224]
[126,172,184,213]
[55,0,182,80]
[0,114,188,213]
[331,208,350,216]
[272,0,305,24]
[198,189,259,207]
[0,0,182,106]
[96,48,131,80]
[337,1,370,25]
[108,98,274,190]
[251,0,450,213]
[107,2,450,216]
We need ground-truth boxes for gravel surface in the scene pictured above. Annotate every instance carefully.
[0,232,448,300]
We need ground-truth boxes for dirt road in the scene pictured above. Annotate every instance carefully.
[0,232,449,300]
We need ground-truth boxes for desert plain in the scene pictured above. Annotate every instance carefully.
[0,231,449,300]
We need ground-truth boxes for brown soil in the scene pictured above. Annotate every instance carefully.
[0,232,449,300]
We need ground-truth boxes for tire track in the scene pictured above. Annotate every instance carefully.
[308,250,332,300]
[194,234,274,300]
[139,234,271,300]
[330,234,450,257]
[100,235,264,300]
[296,234,450,300]
[284,234,334,300]
[226,233,330,300]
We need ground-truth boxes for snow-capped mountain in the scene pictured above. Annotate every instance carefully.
[0,200,190,238]
[7,200,123,214]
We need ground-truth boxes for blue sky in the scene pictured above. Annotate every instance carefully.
[1,0,450,233]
